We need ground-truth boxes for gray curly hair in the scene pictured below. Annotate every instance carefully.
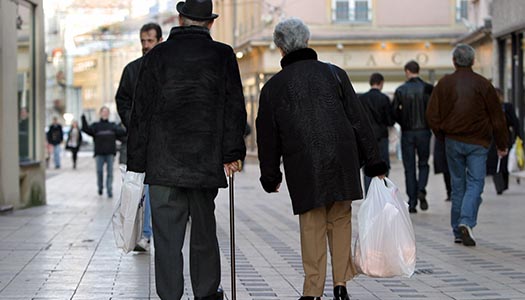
[273,18,310,55]
[453,44,475,67]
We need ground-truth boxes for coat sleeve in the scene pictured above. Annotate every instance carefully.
[391,89,403,125]
[485,84,509,151]
[338,69,387,177]
[256,86,282,193]
[115,63,134,128]
[81,115,95,137]
[222,50,247,164]
[127,54,157,173]
[426,81,444,140]
[505,103,522,141]
[382,94,395,127]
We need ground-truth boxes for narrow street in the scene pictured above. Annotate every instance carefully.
[1,151,525,299]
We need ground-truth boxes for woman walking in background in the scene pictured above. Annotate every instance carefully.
[66,120,82,169]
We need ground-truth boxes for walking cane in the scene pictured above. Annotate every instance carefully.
[228,172,237,300]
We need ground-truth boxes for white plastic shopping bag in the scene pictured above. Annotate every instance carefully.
[354,177,416,277]
[112,170,145,253]
[508,143,519,173]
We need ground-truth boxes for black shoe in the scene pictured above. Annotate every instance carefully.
[194,287,224,300]
[459,224,476,246]
[216,287,224,300]
[418,192,428,211]
[108,193,113,198]
[334,285,349,300]
[409,207,417,213]
[98,190,102,196]
[299,297,321,300]
[454,237,462,244]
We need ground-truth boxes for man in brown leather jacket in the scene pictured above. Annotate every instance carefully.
[426,44,508,247]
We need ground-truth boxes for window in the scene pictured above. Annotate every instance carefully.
[456,0,468,21]
[333,0,371,23]
[17,0,36,162]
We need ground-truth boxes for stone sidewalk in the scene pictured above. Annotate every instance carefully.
[1,151,525,299]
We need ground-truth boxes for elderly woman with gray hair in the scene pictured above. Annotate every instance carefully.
[256,18,387,300]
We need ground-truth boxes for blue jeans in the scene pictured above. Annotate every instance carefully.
[143,185,152,239]
[401,130,431,208]
[53,145,61,168]
[95,155,114,196]
[364,137,390,195]
[445,138,488,238]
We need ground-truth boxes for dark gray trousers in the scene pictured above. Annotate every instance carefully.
[149,185,220,300]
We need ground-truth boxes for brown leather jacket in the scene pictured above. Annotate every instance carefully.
[426,67,508,150]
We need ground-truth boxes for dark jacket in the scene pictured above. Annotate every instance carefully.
[46,124,63,145]
[256,48,387,215]
[359,88,394,140]
[127,26,247,188]
[392,77,433,131]
[427,67,508,150]
[487,102,521,175]
[81,116,126,156]
[116,57,142,128]
[65,127,83,150]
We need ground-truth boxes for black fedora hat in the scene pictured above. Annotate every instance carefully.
[176,0,219,21]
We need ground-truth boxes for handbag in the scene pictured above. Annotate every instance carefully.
[327,63,366,167]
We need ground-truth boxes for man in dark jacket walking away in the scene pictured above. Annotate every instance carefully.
[126,0,246,299]
[359,73,394,194]
[82,107,126,198]
[256,18,387,300]
[115,22,163,252]
[392,60,433,213]
[46,117,63,169]
[427,44,508,246]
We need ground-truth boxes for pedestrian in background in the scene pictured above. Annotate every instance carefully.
[392,60,433,213]
[256,18,387,300]
[46,117,63,169]
[81,107,126,198]
[65,120,82,169]
[115,22,163,252]
[486,88,521,195]
[427,44,508,246]
[359,72,394,194]
[126,0,246,298]
[433,138,451,201]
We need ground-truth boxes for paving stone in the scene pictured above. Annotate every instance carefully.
[1,155,525,299]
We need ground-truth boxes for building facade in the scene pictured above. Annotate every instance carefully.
[216,0,469,151]
[492,0,525,137]
[1,0,47,209]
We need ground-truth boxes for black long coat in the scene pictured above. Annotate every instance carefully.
[487,103,521,175]
[127,26,247,188]
[256,48,387,215]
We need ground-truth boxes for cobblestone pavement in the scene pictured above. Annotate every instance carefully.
[1,151,525,300]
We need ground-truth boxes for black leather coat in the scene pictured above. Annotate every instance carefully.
[392,77,433,131]
[256,48,387,215]
[126,26,247,189]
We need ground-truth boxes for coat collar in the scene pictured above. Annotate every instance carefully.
[280,48,318,68]
[168,26,212,40]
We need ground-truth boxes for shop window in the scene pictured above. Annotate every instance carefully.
[456,0,468,22]
[333,0,371,23]
[17,1,36,162]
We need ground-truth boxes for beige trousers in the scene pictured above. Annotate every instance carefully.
[299,200,357,297]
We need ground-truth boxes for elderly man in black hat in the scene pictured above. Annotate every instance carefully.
[126,0,247,299]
